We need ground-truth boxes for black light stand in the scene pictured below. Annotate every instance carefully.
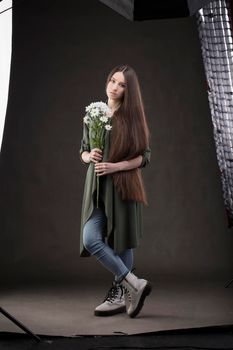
[0,306,41,342]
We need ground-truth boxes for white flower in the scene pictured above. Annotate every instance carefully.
[100,116,108,123]
[85,101,112,118]
[105,124,112,131]
[90,108,99,117]
[84,101,112,131]
[83,115,90,124]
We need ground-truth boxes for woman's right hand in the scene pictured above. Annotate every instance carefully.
[89,148,103,163]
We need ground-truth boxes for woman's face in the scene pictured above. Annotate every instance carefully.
[106,71,126,101]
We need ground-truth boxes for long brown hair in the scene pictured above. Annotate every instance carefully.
[106,65,150,205]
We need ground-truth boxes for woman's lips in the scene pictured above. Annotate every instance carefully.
[110,92,117,95]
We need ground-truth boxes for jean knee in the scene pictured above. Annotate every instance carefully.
[82,208,106,253]
[83,224,103,254]
[83,224,93,251]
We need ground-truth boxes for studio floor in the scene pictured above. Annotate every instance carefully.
[0,278,233,337]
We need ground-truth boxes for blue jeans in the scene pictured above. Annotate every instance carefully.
[83,207,133,281]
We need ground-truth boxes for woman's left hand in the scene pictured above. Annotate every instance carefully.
[94,162,119,176]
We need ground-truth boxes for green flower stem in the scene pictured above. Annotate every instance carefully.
[90,121,106,209]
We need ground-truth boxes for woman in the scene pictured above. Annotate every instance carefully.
[79,64,151,318]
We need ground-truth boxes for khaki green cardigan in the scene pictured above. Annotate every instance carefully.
[79,121,151,257]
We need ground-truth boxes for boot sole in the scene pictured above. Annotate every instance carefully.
[94,305,126,317]
[129,282,152,318]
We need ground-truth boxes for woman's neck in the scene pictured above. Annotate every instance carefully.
[108,98,121,113]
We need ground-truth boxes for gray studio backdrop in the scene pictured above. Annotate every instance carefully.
[0,0,233,286]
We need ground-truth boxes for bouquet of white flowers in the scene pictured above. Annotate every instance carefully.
[84,101,113,208]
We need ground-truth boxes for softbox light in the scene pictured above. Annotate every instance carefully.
[99,0,213,20]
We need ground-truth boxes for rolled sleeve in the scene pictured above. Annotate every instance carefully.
[139,147,151,168]
[79,122,90,164]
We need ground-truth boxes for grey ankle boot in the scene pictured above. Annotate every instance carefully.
[94,281,126,316]
[121,271,152,318]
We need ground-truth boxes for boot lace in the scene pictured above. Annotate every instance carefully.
[104,282,124,303]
